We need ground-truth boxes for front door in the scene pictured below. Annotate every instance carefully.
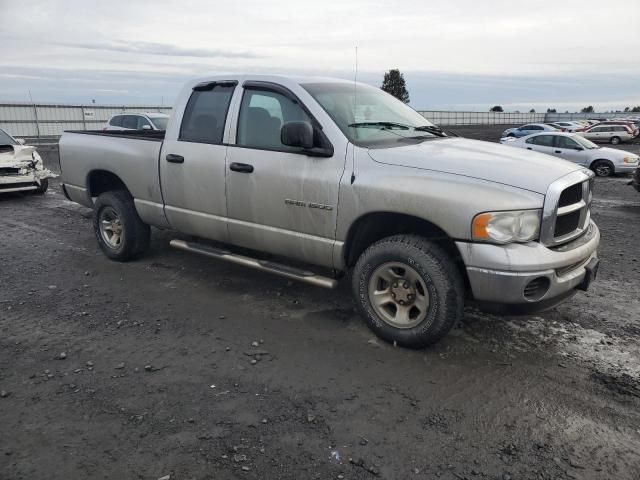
[224,84,345,268]
[553,136,587,165]
[160,82,236,242]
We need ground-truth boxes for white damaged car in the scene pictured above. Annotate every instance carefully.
[0,128,55,194]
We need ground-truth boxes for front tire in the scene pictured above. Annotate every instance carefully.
[352,235,464,348]
[33,179,48,195]
[591,159,614,177]
[93,190,150,261]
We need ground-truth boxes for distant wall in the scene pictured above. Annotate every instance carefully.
[0,101,172,137]
[0,100,636,137]
[418,110,635,126]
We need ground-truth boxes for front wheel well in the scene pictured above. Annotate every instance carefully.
[87,170,131,198]
[343,212,469,288]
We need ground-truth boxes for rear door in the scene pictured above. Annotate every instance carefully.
[159,81,237,242]
[224,82,344,268]
[525,134,555,154]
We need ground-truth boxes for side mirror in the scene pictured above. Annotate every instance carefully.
[141,124,152,130]
[281,121,314,149]
[17,138,26,145]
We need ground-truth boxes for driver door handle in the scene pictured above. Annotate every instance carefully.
[229,162,254,173]
[554,150,562,153]
[166,154,184,164]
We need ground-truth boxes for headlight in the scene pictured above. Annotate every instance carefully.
[623,156,639,164]
[472,210,541,243]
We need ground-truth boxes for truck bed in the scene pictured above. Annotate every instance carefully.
[59,129,165,212]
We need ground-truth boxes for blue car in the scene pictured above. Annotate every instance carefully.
[501,123,558,138]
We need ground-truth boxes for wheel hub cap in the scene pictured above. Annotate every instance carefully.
[368,262,430,329]
[99,207,123,249]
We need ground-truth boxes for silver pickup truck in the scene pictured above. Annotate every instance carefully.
[60,75,600,347]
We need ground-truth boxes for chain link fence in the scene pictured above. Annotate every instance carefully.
[1,101,637,138]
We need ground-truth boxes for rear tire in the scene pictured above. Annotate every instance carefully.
[93,190,150,261]
[352,235,464,348]
[610,136,621,145]
[591,159,614,177]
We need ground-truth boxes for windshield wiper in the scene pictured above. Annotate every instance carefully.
[413,125,447,137]
[348,122,411,130]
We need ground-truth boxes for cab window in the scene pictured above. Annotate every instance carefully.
[236,89,311,152]
[180,84,236,144]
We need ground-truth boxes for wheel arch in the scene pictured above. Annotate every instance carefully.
[342,211,469,289]
[86,169,132,199]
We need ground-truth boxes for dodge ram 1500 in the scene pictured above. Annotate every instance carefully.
[60,75,600,347]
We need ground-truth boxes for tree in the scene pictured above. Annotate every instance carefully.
[547,108,557,113]
[624,107,630,112]
[631,106,640,112]
[529,109,536,113]
[581,106,594,113]
[490,105,504,112]
[381,69,410,103]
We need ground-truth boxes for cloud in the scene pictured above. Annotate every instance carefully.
[57,40,262,59]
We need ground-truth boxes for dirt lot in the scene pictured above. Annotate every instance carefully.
[1,133,640,480]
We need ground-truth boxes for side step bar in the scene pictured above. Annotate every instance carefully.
[169,239,338,289]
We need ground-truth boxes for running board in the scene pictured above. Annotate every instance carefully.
[169,239,338,289]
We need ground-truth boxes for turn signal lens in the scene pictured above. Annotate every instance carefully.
[472,210,541,244]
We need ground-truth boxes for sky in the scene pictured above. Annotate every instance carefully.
[1,0,639,112]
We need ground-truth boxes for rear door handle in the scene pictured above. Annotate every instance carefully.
[526,147,532,150]
[166,154,184,164]
[229,162,254,173]
[554,150,562,153]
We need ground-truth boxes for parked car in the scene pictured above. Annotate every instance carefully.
[0,128,55,194]
[578,124,635,144]
[500,132,639,177]
[502,123,558,138]
[590,121,639,136]
[59,74,600,348]
[105,113,170,131]
[549,121,583,132]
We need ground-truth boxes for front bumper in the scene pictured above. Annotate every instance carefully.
[0,172,42,192]
[631,168,640,192]
[615,164,639,174]
[456,221,600,307]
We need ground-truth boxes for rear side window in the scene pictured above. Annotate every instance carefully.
[528,135,554,146]
[180,84,236,144]
[110,115,123,127]
[122,115,139,129]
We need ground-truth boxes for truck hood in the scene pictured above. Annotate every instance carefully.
[367,138,582,194]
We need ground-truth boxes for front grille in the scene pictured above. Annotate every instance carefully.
[0,167,21,176]
[540,170,594,246]
[558,183,582,207]
[0,182,35,190]
[554,210,581,237]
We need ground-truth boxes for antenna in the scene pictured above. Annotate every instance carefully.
[350,46,358,184]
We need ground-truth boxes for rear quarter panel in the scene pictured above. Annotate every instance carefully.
[59,132,164,219]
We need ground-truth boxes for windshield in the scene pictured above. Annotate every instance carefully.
[572,135,599,149]
[0,128,18,145]
[149,116,169,130]
[302,82,445,148]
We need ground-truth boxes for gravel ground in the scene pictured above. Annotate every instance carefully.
[1,132,640,480]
